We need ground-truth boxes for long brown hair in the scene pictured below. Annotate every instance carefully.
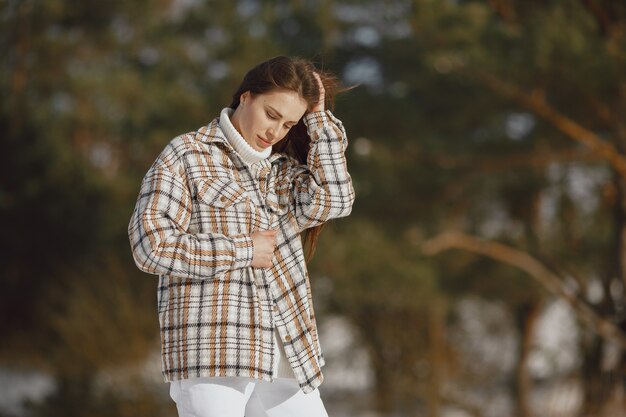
[229,56,342,261]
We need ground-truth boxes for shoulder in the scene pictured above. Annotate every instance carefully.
[154,119,230,174]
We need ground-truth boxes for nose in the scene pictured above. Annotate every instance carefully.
[267,122,282,142]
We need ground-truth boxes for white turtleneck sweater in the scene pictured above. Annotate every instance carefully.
[219,107,271,166]
[218,107,295,380]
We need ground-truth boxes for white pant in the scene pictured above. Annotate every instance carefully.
[169,377,329,417]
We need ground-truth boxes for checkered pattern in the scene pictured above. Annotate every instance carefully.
[128,110,355,393]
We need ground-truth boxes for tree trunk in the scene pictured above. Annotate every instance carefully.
[8,0,32,137]
[354,309,397,414]
[426,298,446,417]
[581,335,609,416]
[611,166,626,415]
[580,167,626,416]
[612,79,626,417]
[514,301,542,417]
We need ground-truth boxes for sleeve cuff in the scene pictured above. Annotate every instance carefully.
[303,110,347,149]
[232,234,254,269]
[303,110,342,134]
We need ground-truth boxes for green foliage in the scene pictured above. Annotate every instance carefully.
[314,219,437,311]
[1,0,625,414]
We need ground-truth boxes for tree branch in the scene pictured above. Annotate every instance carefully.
[415,148,603,210]
[422,231,626,348]
[468,70,626,178]
[421,147,604,172]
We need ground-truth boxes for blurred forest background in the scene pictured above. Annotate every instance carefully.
[1,0,625,416]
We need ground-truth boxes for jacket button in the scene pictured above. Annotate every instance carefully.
[273,305,278,312]
[285,336,291,342]
[219,196,227,203]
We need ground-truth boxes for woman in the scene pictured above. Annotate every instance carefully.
[128,56,355,417]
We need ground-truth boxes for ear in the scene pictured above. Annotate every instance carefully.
[240,91,251,104]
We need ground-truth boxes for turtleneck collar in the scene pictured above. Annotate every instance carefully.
[219,107,271,166]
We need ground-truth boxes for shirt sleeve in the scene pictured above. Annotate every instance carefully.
[128,161,254,279]
[289,110,356,232]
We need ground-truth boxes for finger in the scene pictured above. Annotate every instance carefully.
[313,72,325,92]
[313,71,322,85]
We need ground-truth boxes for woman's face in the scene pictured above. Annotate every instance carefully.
[231,89,308,151]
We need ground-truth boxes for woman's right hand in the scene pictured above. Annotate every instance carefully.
[311,72,325,112]
[250,230,278,268]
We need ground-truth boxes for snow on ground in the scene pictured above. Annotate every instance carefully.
[0,302,597,416]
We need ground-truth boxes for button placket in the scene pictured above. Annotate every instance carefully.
[242,160,275,229]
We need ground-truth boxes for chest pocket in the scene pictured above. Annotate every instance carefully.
[194,177,250,234]
[196,177,246,208]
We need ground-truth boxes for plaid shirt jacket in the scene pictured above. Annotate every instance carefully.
[128,110,355,393]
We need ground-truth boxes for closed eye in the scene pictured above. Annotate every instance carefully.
[266,106,297,129]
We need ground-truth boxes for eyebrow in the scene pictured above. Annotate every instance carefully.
[267,105,298,124]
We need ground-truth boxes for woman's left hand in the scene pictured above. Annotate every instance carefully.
[311,72,325,112]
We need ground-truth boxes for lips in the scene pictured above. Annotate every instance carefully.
[257,135,272,146]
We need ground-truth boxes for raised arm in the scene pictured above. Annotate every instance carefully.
[289,109,356,232]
